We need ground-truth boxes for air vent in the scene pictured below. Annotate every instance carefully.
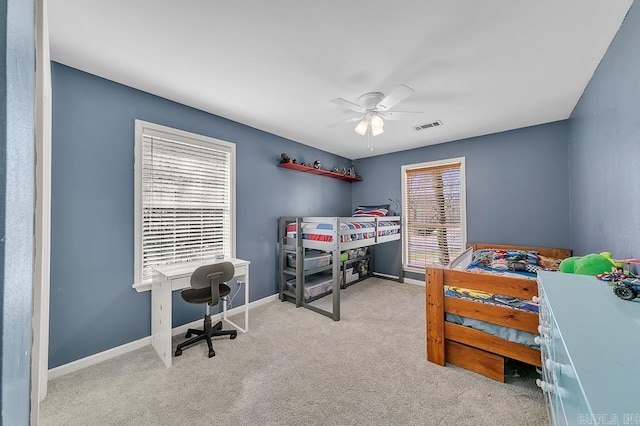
[413,120,443,132]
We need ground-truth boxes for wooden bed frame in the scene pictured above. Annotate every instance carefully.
[426,243,572,382]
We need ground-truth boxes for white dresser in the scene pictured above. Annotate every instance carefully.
[536,271,640,425]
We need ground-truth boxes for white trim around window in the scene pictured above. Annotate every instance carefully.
[401,157,467,274]
[133,120,236,292]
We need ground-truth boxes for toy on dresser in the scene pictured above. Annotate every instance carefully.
[610,258,640,301]
[560,252,640,301]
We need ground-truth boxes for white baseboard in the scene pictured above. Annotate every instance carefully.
[372,272,424,287]
[403,277,424,287]
[47,337,151,380]
[48,293,279,380]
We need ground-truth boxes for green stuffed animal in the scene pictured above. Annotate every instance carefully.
[559,252,622,276]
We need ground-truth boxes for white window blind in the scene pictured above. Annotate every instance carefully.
[402,159,466,269]
[134,121,235,285]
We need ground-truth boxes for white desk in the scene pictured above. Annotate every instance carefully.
[151,257,250,367]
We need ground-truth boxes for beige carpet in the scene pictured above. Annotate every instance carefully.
[40,278,548,425]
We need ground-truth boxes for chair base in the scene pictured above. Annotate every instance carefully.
[174,314,237,358]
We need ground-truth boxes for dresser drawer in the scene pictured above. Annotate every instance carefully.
[537,277,590,425]
[537,281,590,425]
[538,355,564,425]
[550,334,590,424]
[534,287,554,360]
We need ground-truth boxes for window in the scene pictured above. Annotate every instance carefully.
[134,120,235,287]
[401,158,466,271]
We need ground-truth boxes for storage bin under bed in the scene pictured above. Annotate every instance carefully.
[286,273,336,301]
[286,250,331,270]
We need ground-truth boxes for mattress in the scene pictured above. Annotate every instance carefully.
[286,220,399,243]
[444,282,540,347]
[444,285,539,313]
[445,247,567,313]
[443,247,567,348]
[446,313,539,348]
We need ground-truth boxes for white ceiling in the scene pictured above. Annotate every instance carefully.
[48,0,633,160]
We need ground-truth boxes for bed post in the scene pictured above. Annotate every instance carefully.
[295,217,303,307]
[397,218,404,282]
[426,267,445,365]
[332,217,340,321]
[398,248,404,283]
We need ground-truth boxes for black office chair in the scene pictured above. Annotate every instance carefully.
[174,262,238,358]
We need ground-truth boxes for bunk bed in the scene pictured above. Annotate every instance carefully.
[278,215,403,321]
[426,243,572,382]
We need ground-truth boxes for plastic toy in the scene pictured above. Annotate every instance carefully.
[612,258,640,301]
[596,266,626,282]
[613,278,640,301]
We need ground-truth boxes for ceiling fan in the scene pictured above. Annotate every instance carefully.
[330,85,422,149]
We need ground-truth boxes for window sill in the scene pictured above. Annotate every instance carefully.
[132,282,152,293]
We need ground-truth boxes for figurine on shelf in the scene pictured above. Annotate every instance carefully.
[280,153,292,164]
[313,160,321,169]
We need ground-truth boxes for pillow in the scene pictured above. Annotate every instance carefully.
[353,207,388,217]
[356,204,390,211]
[353,204,390,217]
[539,255,562,271]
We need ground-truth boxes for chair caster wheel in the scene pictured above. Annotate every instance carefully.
[230,331,238,339]
[175,349,182,357]
[208,350,215,358]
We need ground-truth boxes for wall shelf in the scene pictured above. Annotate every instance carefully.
[277,162,362,182]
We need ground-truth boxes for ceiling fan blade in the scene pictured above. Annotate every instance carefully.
[327,116,362,128]
[379,111,423,121]
[330,98,366,114]
[376,85,415,111]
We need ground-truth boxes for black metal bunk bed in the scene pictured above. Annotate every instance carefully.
[278,216,403,320]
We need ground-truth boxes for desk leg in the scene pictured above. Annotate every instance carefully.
[223,271,249,333]
[151,279,173,368]
[244,267,249,331]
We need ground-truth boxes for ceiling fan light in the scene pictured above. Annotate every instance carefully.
[372,126,384,136]
[355,120,368,136]
[370,114,384,130]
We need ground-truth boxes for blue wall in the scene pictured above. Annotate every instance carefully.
[49,63,573,367]
[51,0,639,368]
[353,121,571,279]
[50,63,353,368]
[567,1,640,258]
